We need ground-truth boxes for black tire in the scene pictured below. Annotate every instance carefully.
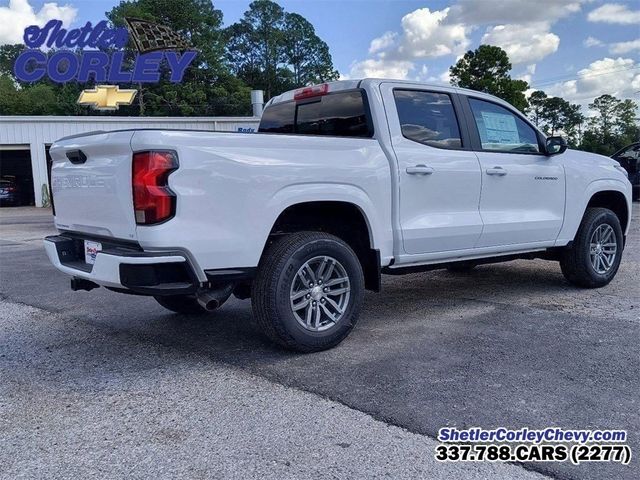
[252,231,364,352]
[447,262,476,273]
[154,294,218,314]
[560,207,624,288]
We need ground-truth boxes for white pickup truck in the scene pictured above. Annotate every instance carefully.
[46,79,632,351]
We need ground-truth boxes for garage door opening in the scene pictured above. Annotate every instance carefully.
[0,147,35,207]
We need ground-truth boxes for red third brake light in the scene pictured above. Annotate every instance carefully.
[132,151,178,225]
[294,83,329,101]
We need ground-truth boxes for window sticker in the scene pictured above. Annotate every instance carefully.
[480,111,519,144]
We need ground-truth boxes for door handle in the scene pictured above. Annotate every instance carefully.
[486,167,507,176]
[406,165,434,175]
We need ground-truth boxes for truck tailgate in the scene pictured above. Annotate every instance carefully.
[50,131,138,241]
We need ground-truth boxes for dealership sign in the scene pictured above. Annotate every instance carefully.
[13,19,197,109]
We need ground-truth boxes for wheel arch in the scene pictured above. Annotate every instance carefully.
[261,198,382,291]
[585,190,629,238]
[557,180,631,246]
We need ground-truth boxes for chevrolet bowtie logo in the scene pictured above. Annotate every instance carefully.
[77,85,137,110]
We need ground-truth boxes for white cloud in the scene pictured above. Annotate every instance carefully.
[349,7,469,80]
[544,57,640,106]
[414,65,429,82]
[517,64,537,84]
[448,1,589,67]
[348,58,415,80]
[610,38,640,54]
[369,31,397,55]
[587,3,640,24]
[395,7,470,59]
[0,0,77,45]
[449,0,585,24]
[438,69,452,84]
[481,23,560,64]
[583,36,604,47]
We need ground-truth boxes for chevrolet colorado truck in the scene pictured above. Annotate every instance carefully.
[45,79,633,352]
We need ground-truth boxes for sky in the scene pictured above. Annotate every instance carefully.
[1,0,639,110]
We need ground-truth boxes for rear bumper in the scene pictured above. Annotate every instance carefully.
[44,234,201,295]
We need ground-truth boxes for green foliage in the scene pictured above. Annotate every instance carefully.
[0,44,23,76]
[0,1,337,116]
[283,13,339,86]
[528,90,548,127]
[106,0,252,116]
[1,0,636,158]
[449,46,637,153]
[107,0,226,78]
[0,65,86,116]
[225,0,339,99]
[580,95,639,155]
[527,90,584,147]
[449,45,529,112]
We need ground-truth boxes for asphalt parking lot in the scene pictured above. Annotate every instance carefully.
[1,205,638,480]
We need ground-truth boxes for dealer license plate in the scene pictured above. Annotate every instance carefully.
[84,240,102,265]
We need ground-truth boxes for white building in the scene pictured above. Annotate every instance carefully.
[0,115,260,207]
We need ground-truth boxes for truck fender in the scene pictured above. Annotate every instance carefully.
[556,178,631,246]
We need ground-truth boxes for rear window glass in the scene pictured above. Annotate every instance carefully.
[258,100,295,134]
[258,90,373,138]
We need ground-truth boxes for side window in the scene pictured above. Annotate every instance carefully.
[393,90,462,149]
[617,145,640,161]
[615,145,640,174]
[468,98,540,153]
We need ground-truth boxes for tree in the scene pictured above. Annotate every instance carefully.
[449,45,529,112]
[107,0,226,76]
[526,91,584,146]
[283,13,338,85]
[225,0,285,99]
[616,99,638,139]
[528,90,547,127]
[580,94,639,155]
[0,44,88,116]
[588,94,618,140]
[561,102,585,147]
[0,44,24,77]
[0,75,19,113]
[106,0,252,116]
[226,0,338,99]
[0,76,60,115]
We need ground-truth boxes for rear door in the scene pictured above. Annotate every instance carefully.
[50,131,138,240]
[462,96,565,247]
[380,83,483,254]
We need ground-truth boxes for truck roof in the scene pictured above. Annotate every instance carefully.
[265,78,513,110]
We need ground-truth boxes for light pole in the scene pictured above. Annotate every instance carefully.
[635,91,640,141]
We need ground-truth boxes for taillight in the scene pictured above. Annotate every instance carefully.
[294,83,329,101]
[132,151,178,225]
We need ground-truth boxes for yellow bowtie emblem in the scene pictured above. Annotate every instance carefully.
[77,85,137,110]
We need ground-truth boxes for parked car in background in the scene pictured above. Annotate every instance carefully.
[612,142,639,200]
[0,176,22,206]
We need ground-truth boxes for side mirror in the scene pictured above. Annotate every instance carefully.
[545,136,567,156]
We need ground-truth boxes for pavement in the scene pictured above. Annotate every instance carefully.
[1,205,638,480]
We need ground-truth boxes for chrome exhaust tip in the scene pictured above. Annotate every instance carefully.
[196,291,221,311]
[196,284,234,311]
